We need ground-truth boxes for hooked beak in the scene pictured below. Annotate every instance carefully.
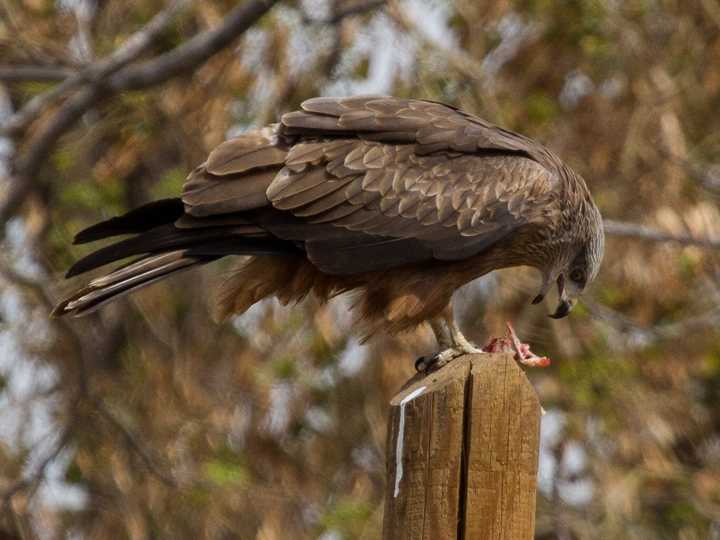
[549,298,575,319]
[548,274,576,319]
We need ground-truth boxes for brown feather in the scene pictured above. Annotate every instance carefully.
[183,170,273,216]
[205,138,286,176]
[56,95,604,347]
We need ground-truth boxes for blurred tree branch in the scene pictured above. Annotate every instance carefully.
[0,65,77,83]
[700,0,720,30]
[659,149,720,196]
[586,297,720,348]
[1,0,194,138]
[1,426,73,508]
[0,260,54,314]
[106,0,278,91]
[385,0,510,121]
[304,0,386,25]
[95,401,178,488]
[604,219,720,250]
[1,86,101,232]
[0,0,279,233]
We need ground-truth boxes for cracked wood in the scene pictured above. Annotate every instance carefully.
[383,353,540,540]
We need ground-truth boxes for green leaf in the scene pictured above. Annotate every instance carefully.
[320,498,372,536]
[151,167,186,199]
[202,459,249,487]
[526,93,558,125]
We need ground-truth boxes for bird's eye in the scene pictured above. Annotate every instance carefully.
[569,268,585,283]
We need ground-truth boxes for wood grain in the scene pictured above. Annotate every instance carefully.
[382,353,540,540]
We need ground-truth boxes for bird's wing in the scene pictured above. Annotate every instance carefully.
[280,96,557,166]
[181,97,563,275]
[182,128,288,217]
[266,96,561,273]
[265,139,559,274]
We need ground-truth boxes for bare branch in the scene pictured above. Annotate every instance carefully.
[72,0,99,62]
[108,0,279,91]
[1,0,193,137]
[385,0,504,120]
[330,0,385,23]
[604,219,720,250]
[303,0,386,25]
[386,0,486,83]
[2,426,73,506]
[0,86,101,228]
[0,260,54,313]
[0,0,278,229]
[95,401,177,488]
[0,65,77,82]
[700,0,720,31]
[585,297,720,349]
[658,148,720,195]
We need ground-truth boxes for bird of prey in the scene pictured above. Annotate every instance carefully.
[53,96,604,368]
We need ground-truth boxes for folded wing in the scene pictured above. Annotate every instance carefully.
[181,96,563,274]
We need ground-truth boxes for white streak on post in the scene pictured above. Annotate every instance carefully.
[393,385,427,498]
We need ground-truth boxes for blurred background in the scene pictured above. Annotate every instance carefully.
[2,0,720,538]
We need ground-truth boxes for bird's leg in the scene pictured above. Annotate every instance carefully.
[415,305,483,372]
[415,317,454,372]
[430,318,452,349]
[444,309,483,355]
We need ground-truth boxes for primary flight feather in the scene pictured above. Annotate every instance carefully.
[53,96,604,366]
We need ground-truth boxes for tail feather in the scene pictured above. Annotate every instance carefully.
[56,208,300,317]
[66,223,272,278]
[52,251,212,317]
[55,129,297,318]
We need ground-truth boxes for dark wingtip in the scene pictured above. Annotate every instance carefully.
[73,226,105,245]
[65,257,93,278]
[72,198,185,245]
[72,216,128,245]
[65,265,81,279]
[50,299,70,318]
[65,250,110,277]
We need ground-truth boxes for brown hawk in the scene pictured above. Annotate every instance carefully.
[53,96,604,367]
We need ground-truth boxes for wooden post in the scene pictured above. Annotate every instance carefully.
[382,353,541,540]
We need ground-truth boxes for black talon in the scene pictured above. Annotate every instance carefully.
[415,353,442,373]
[415,355,431,372]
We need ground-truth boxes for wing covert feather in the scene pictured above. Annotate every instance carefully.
[265,137,558,268]
[180,96,565,274]
[280,96,560,166]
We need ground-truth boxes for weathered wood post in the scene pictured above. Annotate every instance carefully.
[382,353,541,540]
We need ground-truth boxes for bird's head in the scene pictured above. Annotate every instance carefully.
[532,207,605,319]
